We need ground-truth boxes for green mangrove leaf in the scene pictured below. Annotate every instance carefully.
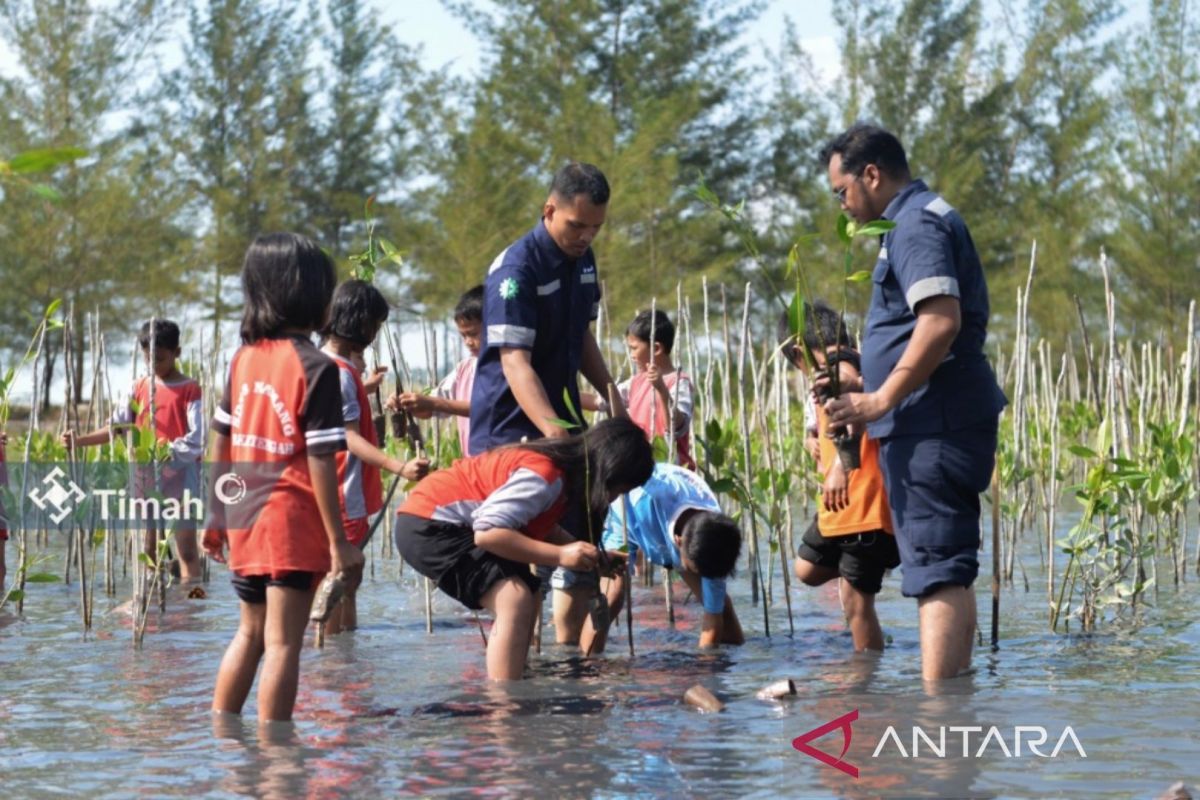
[846,270,872,283]
[7,146,86,174]
[1068,444,1098,459]
[836,213,852,245]
[25,572,61,583]
[853,219,896,237]
[30,183,63,202]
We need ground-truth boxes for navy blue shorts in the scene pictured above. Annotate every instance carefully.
[878,422,997,598]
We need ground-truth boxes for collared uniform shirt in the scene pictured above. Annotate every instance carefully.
[862,179,1007,438]
[469,221,601,454]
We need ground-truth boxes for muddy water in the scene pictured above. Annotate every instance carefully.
[1,525,1197,799]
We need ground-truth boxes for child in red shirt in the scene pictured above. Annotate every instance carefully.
[320,279,429,634]
[62,319,204,580]
[394,416,654,680]
[203,232,364,723]
[613,310,696,469]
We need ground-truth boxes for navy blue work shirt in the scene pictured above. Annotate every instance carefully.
[861,179,1007,438]
[468,220,602,454]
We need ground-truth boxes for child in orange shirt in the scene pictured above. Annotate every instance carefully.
[781,302,898,652]
[203,232,364,723]
[62,319,204,581]
[320,279,429,634]
[394,417,654,680]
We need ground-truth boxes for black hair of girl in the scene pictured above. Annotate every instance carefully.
[517,416,654,536]
[323,279,390,348]
[239,232,337,344]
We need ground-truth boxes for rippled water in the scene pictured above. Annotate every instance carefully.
[2,524,1198,799]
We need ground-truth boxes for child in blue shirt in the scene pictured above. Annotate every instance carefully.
[577,463,744,653]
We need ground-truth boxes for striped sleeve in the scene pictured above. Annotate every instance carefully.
[471,467,562,532]
[299,349,346,456]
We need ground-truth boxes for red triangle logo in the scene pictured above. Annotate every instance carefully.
[792,708,859,778]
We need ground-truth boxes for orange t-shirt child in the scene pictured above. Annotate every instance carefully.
[330,354,384,547]
[211,335,346,579]
[119,375,204,498]
[394,447,567,609]
[796,400,900,596]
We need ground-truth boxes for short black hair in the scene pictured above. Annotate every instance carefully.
[819,123,910,181]
[549,161,610,206]
[679,511,742,579]
[324,279,389,348]
[239,232,337,344]
[138,319,180,352]
[454,285,484,324]
[626,309,675,354]
[776,301,855,368]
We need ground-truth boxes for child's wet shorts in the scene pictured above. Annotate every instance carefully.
[537,565,599,594]
[231,571,320,604]
[878,422,997,598]
[797,520,899,595]
[394,512,540,610]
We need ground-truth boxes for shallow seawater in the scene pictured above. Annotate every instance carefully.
[2,527,1198,799]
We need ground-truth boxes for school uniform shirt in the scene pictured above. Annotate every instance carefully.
[602,463,727,615]
[212,335,346,576]
[861,179,1008,439]
[619,371,696,469]
[431,355,476,456]
[814,405,893,537]
[469,221,602,454]
[398,448,567,540]
[113,376,204,461]
[329,353,384,523]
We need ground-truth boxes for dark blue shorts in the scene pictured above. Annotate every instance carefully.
[878,422,997,598]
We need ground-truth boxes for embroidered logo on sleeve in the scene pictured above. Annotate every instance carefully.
[499,277,519,300]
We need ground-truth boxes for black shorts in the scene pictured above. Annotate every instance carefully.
[231,571,319,604]
[393,513,540,610]
[796,519,900,595]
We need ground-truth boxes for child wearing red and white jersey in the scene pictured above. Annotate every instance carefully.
[394,416,654,680]
[203,232,364,724]
[320,279,429,635]
[62,319,204,580]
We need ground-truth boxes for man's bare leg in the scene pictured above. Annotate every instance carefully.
[917,584,975,681]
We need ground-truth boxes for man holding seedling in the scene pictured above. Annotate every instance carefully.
[819,124,1007,682]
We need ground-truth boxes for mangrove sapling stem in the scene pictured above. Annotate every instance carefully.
[16,316,52,614]
[648,297,658,444]
[735,286,759,608]
[424,576,433,634]
[757,396,794,636]
[991,465,1000,650]
[664,566,674,627]
[720,284,732,422]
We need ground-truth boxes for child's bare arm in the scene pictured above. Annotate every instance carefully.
[61,426,116,449]
[474,527,597,570]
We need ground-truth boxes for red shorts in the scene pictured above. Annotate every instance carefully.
[344,517,370,548]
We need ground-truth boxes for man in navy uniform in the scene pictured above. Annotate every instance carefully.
[470,162,627,645]
[820,124,1007,681]
[469,161,625,455]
